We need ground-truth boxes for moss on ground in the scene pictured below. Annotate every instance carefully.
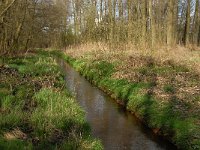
[47,49,200,150]
[0,52,102,150]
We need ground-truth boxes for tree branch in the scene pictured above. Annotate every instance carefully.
[0,0,17,17]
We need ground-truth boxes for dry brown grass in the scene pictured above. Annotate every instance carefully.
[64,42,200,74]
[4,128,27,140]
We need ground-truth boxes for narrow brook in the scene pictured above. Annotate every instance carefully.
[59,60,177,150]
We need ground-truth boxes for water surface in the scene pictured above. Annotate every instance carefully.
[60,60,176,150]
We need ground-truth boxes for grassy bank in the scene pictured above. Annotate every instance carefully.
[48,47,200,150]
[0,51,102,149]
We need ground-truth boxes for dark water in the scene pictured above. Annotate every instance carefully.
[59,60,177,150]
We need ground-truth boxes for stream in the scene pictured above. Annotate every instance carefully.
[59,60,177,150]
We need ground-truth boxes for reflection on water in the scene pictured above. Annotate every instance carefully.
[59,60,177,150]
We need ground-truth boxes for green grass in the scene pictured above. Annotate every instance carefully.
[0,137,33,150]
[0,51,102,149]
[163,85,176,94]
[47,49,200,150]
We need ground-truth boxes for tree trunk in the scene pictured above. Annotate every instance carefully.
[167,0,174,46]
[193,0,199,45]
[149,0,155,47]
[184,0,191,46]
[142,0,147,44]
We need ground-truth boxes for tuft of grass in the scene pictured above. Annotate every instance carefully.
[31,88,87,137]
[163,85,176,94]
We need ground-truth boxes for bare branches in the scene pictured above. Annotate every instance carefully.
[0,0,16,18]
[1,0,200,55]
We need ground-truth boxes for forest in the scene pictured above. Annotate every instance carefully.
[0,0,200,53]
[0,0,200,150]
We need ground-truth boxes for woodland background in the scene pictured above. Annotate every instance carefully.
[0,0,200,54]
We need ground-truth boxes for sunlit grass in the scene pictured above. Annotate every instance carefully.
[0,51,102,149]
